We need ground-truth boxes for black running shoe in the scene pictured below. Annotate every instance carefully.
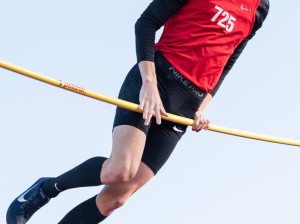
[6,177,51,224]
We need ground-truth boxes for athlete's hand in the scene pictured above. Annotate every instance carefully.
[139,80,168,126]
[138,61,168,126]
[192,111,210,132]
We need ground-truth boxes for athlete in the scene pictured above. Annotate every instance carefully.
[7,0,269,223]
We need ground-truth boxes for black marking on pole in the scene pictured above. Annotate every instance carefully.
[59,80,62,86]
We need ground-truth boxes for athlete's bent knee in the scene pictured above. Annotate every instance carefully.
[102,167,136,185]
[112,197,127,210]
[97,196,128,216]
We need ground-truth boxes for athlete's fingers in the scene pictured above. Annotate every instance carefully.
[192,116,198,131]
[197,117,210,132]
[192,121,197,131]
[192,116,201,131]
[196,117,205,132]
[143,100,150,122]
[197,123,205,132]
[139,97,145,111]
[146,102,154,125]
[204,119,211,130]
[160,104,168,117]
[193,113,206,132]
[154,104,161,125]
[201,122,208,131]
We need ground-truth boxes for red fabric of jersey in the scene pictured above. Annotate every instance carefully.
[155,0,260,93]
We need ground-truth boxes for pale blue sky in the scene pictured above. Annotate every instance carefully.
[1,0,300,223]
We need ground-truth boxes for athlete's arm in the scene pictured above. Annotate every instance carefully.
[210,0,270,96]
[135,0,188,125]
[138,61,168,125]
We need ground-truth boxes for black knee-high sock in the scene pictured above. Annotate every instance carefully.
[58,195,108,224]
[41,157,107,198]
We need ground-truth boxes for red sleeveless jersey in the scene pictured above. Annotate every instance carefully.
[155,0,260,93]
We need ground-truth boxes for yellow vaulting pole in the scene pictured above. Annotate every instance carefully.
[1,59,300,147]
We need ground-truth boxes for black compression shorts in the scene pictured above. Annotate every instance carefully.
[113,51,207,174]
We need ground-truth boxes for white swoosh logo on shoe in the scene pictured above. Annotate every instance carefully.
[173,126,184,133]
[54,183,61,192]
[17,183,39,202]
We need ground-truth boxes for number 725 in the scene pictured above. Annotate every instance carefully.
[211,5,236,33]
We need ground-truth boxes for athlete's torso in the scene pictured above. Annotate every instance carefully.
[155,0,261,93]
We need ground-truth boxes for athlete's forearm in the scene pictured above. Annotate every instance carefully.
[197,93,212,113]
[138,61,157,84]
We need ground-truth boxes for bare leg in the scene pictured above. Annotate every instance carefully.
[96,162,154,216]
[94,124,154,215]
[101,125,148,185]
[58,125,153,223]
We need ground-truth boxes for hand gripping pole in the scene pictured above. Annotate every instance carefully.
[1,60,299,147]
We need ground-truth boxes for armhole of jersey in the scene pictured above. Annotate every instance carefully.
[247,0,262,37]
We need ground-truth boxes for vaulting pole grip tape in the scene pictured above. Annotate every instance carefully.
[1,60,300,147]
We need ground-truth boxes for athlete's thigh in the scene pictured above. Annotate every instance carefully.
[96,162,154,214]
[111,125,146,171]
[101,125,147,181]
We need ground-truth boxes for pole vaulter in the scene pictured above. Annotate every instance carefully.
[1,59,299,147]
